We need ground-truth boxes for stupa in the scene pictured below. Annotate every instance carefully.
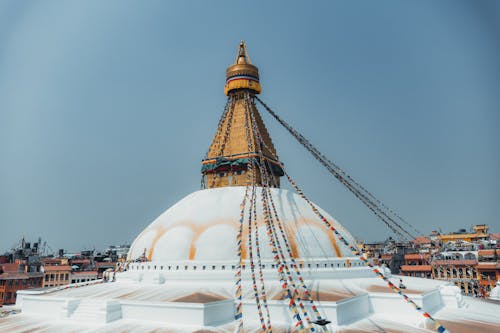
[3,42,500,333]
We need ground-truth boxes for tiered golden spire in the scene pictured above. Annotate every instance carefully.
[201,42,283,189]
[224,41,262,95]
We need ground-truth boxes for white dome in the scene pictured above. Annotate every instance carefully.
[128,187,356,262]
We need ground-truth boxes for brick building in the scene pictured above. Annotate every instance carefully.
[400,253,432,278]
[71,271,98,284]
[42,265,72,288]
[0,260,43,305]
[476,249,500,294]
[432,259,479,295]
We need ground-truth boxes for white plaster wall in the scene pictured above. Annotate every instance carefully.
[203,300,235,325]
[335,294,370,325]
[120,301,205,324]
[369,293,426,324]
[120,300,234,326]
[241,296,370,328]
[121,259,371,283]
[421,290,442,313]
[22,296,66,318]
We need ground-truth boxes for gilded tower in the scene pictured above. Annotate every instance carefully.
[201,42,284,188]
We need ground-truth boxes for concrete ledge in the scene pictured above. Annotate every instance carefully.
[336,294,370,325]
[68,299,122,323]
[120,299,234,326]
[22,295,72,319]
[242,294,370,327]
[16,280,103,307]
[368,289,442,324]
[120,266,374,284]
[20,294,234,326]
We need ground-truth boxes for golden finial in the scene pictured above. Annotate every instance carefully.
[236,40,252,64]
[224,41,261,95]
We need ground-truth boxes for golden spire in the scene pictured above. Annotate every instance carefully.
[235,40,252,64]
[224,41,262,95]
[202,42,283,189]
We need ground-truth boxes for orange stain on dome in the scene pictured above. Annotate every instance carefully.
[326,227,343,257]
[288,217,343,257]
[147,225,168,260]
[154,219,237,260]
[145,215,346,260]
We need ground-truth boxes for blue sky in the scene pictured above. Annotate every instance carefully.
[1,1,499,252]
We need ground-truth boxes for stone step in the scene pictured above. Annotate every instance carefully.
[68,299,122,323]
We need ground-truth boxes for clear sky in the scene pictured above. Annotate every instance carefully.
[1,1,499,253]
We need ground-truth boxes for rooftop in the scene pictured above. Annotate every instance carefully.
[433,260,477,266]
[71,271,98,275]
[477,262,500,269]
[478,249,500,256]
[43,265,72,272]
[400,265,432,272]
[0,263,22,273]
[404,253,430,260]
[0,272,43,280]
[411,237,431,244]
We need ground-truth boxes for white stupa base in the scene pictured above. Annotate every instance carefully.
[6,267,499,332]
[19,293,234,327]
[14,285,441,329]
